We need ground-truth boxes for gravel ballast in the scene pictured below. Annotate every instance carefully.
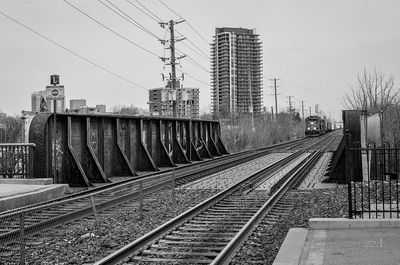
[233,186,348,265]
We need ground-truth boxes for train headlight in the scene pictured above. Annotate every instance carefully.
[306,127,310,130]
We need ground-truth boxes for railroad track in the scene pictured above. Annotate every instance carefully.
[93,145,327,264]
[0,138,310,248]
[0,135,334,265]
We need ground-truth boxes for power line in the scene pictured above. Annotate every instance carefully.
[64,0,160,58]
[158,0,210,46]
[176,29,209,59]
[0,9,147,90]
[97,0,161,41]
[130,0,209,59]
[177,52,209,73]
[183,72,209,86]
[180,40,209,61]
[127,0,162,23]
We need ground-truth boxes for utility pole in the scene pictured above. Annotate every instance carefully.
[288,96,294,114]
[271,106,274,121]
[248,70,255,131]
[269,78,280,118]
[301,100,305,120]
[160,19,185,118]
[169,20,178,118]
[309,106,312,116]
[315,104,319,117]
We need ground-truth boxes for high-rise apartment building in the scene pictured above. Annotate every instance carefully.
[211,27,262,118]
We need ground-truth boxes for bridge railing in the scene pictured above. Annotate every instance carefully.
[0,143,35,179]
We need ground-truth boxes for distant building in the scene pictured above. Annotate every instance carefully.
[0,113,6,119]
[31,91,46,112]
[70,99,87,111]
[95,104,106,113]
[148,83,199,118]
[211,27,263,118]
[31,90,65,113]
[69,99,106,114]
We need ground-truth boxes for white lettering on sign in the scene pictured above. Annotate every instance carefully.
[51,89,59,97]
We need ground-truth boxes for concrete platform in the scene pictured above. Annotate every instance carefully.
[0,178,54,185]
[0,184,69,212]
[273,218,400,265]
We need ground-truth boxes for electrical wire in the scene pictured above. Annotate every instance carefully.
[128,0,210,60]
[97,0,162,41]
[127,0,162,23]
[176,30,209,60]
[183,72,209,86]
[64,0,160,58]
[175,49,209,73]
[182,56,209,73]
[0,9,148,90]
[158,0,209,45]
[180,41,209,61]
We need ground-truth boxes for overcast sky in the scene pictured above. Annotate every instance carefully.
[1,0,400,121]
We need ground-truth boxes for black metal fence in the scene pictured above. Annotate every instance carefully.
[0,143,35,178]
[347,141,400,218]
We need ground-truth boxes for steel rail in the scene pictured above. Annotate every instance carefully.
[0,138,308,245]
[211,135,337,264]
[93,150,306,265]
[0,177,172,244]
[210,150,323,264]
[1,138,304,216]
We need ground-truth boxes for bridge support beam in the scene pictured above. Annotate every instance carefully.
[29,114,228,186]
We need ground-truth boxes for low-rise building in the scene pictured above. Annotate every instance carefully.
[148,84,199,118]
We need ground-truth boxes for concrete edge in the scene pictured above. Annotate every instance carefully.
[309,218,400,229]
[272,228,308,265]
[0,178,53,185]
[0,184,69,212]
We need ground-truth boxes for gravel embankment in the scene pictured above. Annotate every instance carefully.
[2,189,219,265]
[233,186,348,265]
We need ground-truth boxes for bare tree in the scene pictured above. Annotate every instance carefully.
[0,116,22,143]
[112,104,146,115]
[344,69,400,112]
[344,69,400,143]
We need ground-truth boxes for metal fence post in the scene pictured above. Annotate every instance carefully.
[19,213,26,265]
[345,130,353,219]
[90,196,101,235]
[28,145,34,178]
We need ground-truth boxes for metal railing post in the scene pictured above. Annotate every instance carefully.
[345,130,353,219]
[29,145,34,178]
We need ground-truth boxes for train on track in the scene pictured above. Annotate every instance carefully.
[305,115,332,137]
